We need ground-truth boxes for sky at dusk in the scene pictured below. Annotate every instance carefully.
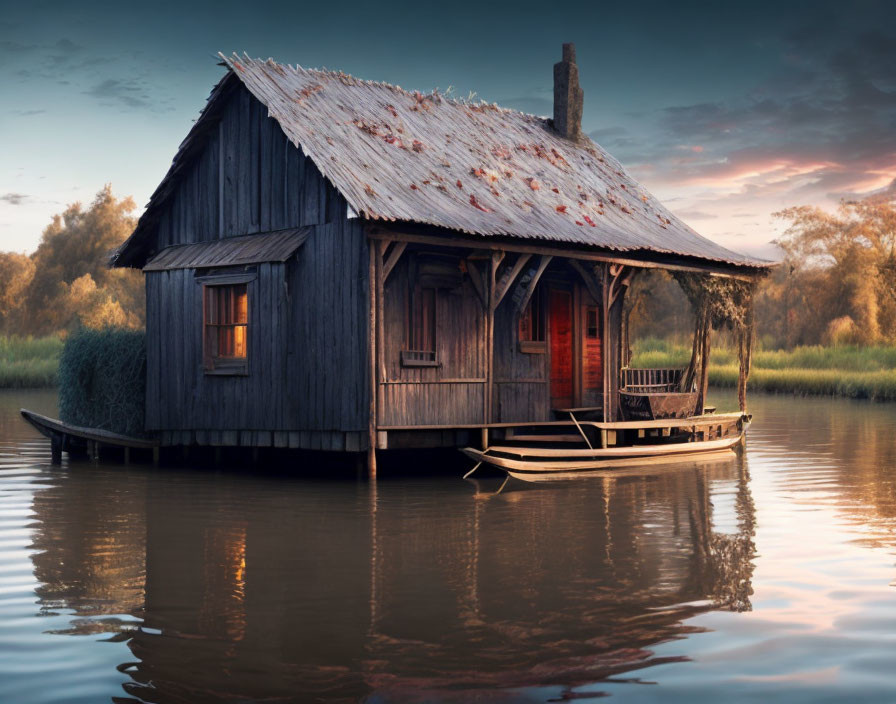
[1,0,895,258]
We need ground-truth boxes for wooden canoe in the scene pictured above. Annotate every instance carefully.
[460,433,743,481]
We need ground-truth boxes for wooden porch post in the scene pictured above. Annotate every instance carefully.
[599,263,612,422]
[367,243,378,478]
[486,251,504,426]
[596,263,632,423]
[697,316,712,416]
[737,305,754,412]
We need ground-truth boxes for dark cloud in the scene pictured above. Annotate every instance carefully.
[53,38,82,52]
[83,78,152,109]
[10,108,45,116]
[0,193,29,205]
[618,27,896,207]
[0,40,37,53]
[47,37,86,67]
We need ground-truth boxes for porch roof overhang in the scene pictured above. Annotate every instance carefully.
[143,227,310,272]
[365,222,770,281]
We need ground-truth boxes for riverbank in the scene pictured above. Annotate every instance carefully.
[631,339,896,402]
[2,334,895,401]
[0,336,62,388]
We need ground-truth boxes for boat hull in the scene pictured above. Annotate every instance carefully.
[460,433,743,482]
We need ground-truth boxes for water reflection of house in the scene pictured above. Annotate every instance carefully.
[28,460,754,701]
[42,460,752,702]
[29,468,147,636]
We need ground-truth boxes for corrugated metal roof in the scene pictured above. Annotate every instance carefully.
[218,53,768,269]
[143,228,309,271]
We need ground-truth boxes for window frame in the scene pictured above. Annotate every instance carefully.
[585,306,599,339]
[401,284,439,368]
[198,271,254,376]
[518,286,547,354]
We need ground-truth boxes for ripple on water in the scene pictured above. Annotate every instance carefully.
[1,389,896,702]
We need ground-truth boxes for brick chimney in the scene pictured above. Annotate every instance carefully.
[553,43,584,141]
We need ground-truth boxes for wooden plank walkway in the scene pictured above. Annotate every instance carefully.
[20,409,159,465]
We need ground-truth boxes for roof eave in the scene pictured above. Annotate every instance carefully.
[110,70,242,270]
[363,219,775,278]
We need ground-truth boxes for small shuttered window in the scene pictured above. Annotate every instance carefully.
[518,287,546,353]
[203,283,248,374]
[586,307,599,338]
[401,286,438,367]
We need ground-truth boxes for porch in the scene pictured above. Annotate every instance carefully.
[366,225,754,453]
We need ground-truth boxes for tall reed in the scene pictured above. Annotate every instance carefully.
[0,336,63,388]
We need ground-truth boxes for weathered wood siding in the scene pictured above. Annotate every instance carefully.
[146,219,370,445]
[377,256,618,427]
[285,219,370,435]
[153,84,346,250]
[144,85,370,448]
[379,255,486,426]
[493,299,550,423]
[146,265,288,434]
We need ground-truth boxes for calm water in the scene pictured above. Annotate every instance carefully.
[1,389,896,702]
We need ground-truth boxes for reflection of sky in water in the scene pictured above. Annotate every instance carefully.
[1,388,896,702]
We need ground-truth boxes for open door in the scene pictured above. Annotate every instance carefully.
[549,288,573,409]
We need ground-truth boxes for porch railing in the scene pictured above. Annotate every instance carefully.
[620,367,684,394]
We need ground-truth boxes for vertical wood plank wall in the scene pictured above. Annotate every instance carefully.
[154,85,346,249]
[144,86,370,448]
[142,83,626,446]
[492,301,550,423]
[376,256,616,427]
[379,257,487,426]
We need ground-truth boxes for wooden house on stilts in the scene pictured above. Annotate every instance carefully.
[108,45,771,475]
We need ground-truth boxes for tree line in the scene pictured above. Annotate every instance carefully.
[629,195,896,348]
[1,185,893,347]
[0,186,144,336]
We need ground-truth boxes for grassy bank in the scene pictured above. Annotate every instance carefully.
[631,339,896,402]
[0,336,63,388]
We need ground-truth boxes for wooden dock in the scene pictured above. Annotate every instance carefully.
[20,409,159,465]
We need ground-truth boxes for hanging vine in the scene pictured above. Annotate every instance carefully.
[672,273,757,411]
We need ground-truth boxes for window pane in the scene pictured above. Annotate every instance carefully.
[586,308,598,338]
[218,326,233,357]
[409,287,436,353]
[519,303,533,341]
[235,286,248,324]
[519,291,545,342]
[421,288,435,352]
[233,325,247,358]
[204,283,249,366]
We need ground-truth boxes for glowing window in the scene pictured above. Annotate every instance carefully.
[203,283,248,373]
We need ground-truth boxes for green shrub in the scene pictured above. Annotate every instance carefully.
[57,327,146,437]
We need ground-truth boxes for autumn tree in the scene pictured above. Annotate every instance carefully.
[771,197,896,346]
[21,185,144,335]
[0,252,36,334]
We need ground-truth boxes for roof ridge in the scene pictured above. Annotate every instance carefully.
[219,52,554,124]
[118,53,771,270]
